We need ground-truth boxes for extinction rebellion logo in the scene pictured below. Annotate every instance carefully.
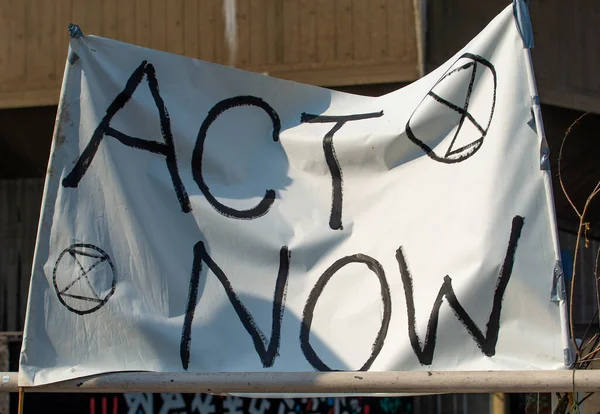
[52,244,116,315]
[406,53,497,163]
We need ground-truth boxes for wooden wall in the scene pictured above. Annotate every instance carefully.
[530,0,600,115]
[0,0,421,109]
[426,0,600,115]
[0,179,43,332]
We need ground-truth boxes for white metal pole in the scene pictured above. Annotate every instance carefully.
[1,371,600,394]
[518,0,574,366]
[522,42,573,368]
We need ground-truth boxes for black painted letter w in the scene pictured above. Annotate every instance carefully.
[397,215,524,365]
[62,61,191,213]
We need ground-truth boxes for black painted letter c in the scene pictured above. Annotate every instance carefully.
[192,96,281,219]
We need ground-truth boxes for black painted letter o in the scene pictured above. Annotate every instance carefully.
[300,254,392,371]
[192,96,281,219]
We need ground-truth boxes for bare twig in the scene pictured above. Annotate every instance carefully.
[574,355,600,364]
[595,247,600,334]
[577,334,600,370]
[557,112,588,218]
[577,339,600,364]
[557,113,600,356]
[579,333,598,355]
[577,392,594,406]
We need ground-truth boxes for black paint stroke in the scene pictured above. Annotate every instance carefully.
[300,254,391,371]
[396,215,524,365]
[405,53,497,163]
[62,61,191,213]
[192,96,281,220]
[180,241,290,370]
[67,250,102,299]
[52,243,116,315]
[301,111,383,230]
[60,293,104,303]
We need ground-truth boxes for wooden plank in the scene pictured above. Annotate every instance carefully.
[265,0,279,65]
[38,0,57,88]
[569,1,598,91]
[236,0,250,66]
[54,0,71,79]
[299,0,317,63]
[315,0,335,63]
[8,370,600,393]
[411,0,424,75]
[282,0,300,64]
[536,83,600,115]
[82,0,102,37]
[425,0,504,70]
[585,2,600,91]
[199,0,216,62]
[548,1,571,88]
[24,0,41,88]
[581,2,600,91]
[24,0,63,95]
[267,60,419,86]
[150,0,167,51]
[408,0,421,67]
[183,0,199,58]
[249,0,267,67]
[0,88,55,109]
[166,0,184,56]
[369,0,388,60]
[102,0,118,39]
[117,0,137,45]
[6,0,26,89]
[213,0,227,65]
[352,0,369,61]
[335,0,353,62]
[0,0,423,108]
[135,0,152,48]
[386,0,403,59]
[0,0,9,77]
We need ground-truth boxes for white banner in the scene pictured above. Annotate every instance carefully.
[20,5,567,386]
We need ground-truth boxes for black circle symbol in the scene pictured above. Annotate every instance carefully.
[406,53,497,163]
[52,244,116,315]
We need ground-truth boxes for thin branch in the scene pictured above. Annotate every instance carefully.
[577,340,600,363]
[577,335,600,370]
[569,181,600,356]
[595,247,600,334]
[559,113,591,355]
[579,333,598,355]
[557,112,588,218]
[576,309,599,357]
[570,214,586,355]
[577,392,594,406]
[574,355,600,364]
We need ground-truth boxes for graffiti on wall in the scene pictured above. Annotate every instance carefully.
[16,393,413,414]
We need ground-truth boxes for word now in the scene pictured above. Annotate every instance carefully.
[179,216,523,371]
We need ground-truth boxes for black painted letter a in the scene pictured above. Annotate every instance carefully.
[62,61,191,213]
